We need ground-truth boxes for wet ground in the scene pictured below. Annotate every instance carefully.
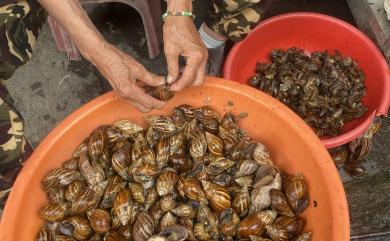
[4,0,390,240]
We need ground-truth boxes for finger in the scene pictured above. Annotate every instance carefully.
[193,58,207,86]
[170,57,201,92]
[130,84,167,110]
[126,62,165,86]
[134,69,166,86]
[165,48,180,84]
[130,101,152,113]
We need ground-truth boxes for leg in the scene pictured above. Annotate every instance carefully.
[0,0,45,208]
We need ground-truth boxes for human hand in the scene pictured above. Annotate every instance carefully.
[93,43,166,112]
[163,16,208,91]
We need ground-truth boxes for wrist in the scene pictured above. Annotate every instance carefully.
[80,39,110,66]
[167,0,193,12]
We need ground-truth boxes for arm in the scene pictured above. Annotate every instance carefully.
[164,0,208,91]
[37,0,166,112]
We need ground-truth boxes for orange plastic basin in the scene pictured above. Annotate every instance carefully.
[0,78,349,241]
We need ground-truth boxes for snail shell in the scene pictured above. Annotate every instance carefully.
[71,187,100,213]
[35,226,54,241]
[171,202,198,219]
[274,216,305,237]
[214,172,233,187]
[72,141,88,158]
[101,175,126,208]
[145,115,177,135]
[205,132,224,156]
[203,118,220,135]
[196,203,219,238]
[39,203,69,222]
[65,180,85,202]
[88,234,102,241]
[160,193,178,213]
[292,232,312,241]
[252,143,273,166]
[265,224,290,241]
[63,158,79,170]
[104,230,126,241]
[160,225,189,241]
[147,236,167,241]
[194,222,212,241]
[41,168,80,189]
[270,189,295,217]
[145,186,158,210]
[239,160,259,176]
[182,177,208,204]
[146,127,161,149]
[169,154,193,173]
[141,146,156,165]
[254,165,278,183]
[152,84,175,101]
[113,119,143,135]
[105,125,128,143]
[129,182,146,204]
[235,175,254,188]
[157,169,179,196]
[79,153,105,188]
[175,104,195,121]
[160,212,177,232]
[117,224,133,240]
[87,208,111,234]
[285,174,309,214]
[112,188,133,225]
[47,187,65,204]
[111,148,131,180]
[237,213,266,238]
[59,216,93,240]
[188,130,207,159]
[250,173,281,212]
[156,138,170,170]
[257,210,277,226]
[201,180,231,212]
[88,128,108,160]
[150,200,164,221]
[206,157,235,176]
[220,208,240,238]
[232,188,250,217]
[132,163,159,183]
[169,132,185,156]
[249,236,272,241]
[132,212,156,241]
[55,236,77,241]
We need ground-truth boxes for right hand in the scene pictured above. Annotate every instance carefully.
[93,43,166,112]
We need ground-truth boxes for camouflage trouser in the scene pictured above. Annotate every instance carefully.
[207,0,267,41]
[0,0,45,208]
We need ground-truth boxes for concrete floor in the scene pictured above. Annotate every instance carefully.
[3,1,390,240]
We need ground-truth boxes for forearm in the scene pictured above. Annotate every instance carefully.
[166,0,193,11]
[38,0,105,63]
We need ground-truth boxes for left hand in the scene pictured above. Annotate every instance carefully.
[163,16,208,92]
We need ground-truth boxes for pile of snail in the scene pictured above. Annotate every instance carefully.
[36,104,312,241]
[249,47,368,137]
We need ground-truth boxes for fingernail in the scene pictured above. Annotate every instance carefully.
[167,75,174,84]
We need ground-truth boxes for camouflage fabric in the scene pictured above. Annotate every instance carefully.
[207,0,264,41]
[0,0,44,208]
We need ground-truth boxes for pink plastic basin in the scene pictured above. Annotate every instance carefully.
[223,13,390,148]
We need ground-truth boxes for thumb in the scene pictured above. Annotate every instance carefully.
[165,51,180,84]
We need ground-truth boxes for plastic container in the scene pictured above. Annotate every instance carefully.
[0,78,349,241]
[223,13,390,148]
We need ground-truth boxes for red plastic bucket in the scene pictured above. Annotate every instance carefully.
[223,13,390,148]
